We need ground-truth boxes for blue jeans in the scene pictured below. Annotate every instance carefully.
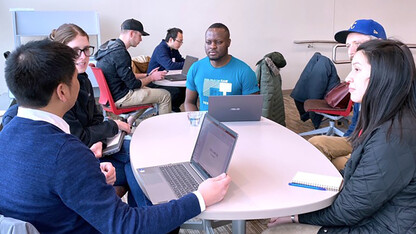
[100,139,151,207]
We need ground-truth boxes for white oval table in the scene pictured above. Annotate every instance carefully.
[130,112,341,233]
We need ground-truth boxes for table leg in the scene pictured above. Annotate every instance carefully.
[232,220,246,234]
[202,220,214,234]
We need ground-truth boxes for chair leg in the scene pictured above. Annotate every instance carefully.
[300,120,346,137]
[299,126,333,136]
[332,127,346,137]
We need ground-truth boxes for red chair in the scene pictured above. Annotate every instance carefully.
[299,98,354,137]
[89,64,154,117]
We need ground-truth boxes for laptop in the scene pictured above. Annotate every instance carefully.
[164,55,198,81]
[136,114,238,204]
[208,95,263,122]
[102,130,126,156]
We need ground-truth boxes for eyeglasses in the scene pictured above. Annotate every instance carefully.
[74,46,95,58]
[175,39,184,44]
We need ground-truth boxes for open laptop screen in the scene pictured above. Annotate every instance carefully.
[191,114,238,178]
[181,55,198,75]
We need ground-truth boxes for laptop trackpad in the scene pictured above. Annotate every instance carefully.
[141,168,177,204]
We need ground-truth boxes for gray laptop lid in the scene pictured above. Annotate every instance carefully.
[189,114,237,178]
[181,55,198,75]
[165,55,198,80]
[136,114,238,204]
[208,95,263,122]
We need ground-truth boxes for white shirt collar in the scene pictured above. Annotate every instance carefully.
[17,106,70,134]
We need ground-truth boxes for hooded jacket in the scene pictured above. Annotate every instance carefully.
[291,52,340,127]
[95,39,142,102]
[255,52,286,126]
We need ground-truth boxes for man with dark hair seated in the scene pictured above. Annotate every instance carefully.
[0,39,231,233]
[147,27,186,112]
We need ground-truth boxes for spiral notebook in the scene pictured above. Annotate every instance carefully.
[290,171,343,192]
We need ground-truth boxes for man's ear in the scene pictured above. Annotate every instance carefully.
[129,30,135,38]
[55,83,69,103]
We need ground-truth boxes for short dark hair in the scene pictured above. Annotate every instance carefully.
[5,39,77,108]
[349,39,416,147]
[165,28,183,41]
[207,23,230,38]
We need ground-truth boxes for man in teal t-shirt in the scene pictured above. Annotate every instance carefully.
[184,23,259,111]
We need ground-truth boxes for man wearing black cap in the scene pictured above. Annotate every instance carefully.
[95,18,171,115]
[308,19,387,171]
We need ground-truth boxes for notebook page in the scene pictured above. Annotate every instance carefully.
[291,171,343,192]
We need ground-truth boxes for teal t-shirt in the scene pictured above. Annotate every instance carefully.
[186,56,259,111]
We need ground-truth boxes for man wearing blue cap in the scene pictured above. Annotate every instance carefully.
[309,19,387,171]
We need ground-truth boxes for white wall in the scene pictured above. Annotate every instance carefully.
[1,0,416,96]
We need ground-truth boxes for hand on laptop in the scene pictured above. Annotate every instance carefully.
[90,141,103,158]
[148,67,167,81]
[100,162,116,185]
[198,173,231,207]
[114,119,131,134]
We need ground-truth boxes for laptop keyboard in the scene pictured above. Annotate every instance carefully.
[160,164,200,198]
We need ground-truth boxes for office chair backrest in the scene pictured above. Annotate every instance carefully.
[89,64,115,108]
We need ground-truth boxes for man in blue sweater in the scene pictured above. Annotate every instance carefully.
[148,27,185,72]
[147,28,186,112]
[0,40,231,233]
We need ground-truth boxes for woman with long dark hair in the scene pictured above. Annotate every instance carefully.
[265,39,416,233]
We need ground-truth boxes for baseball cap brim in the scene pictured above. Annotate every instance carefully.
[334,30,352,44]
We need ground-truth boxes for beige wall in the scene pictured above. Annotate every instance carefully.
[1,0,416,95]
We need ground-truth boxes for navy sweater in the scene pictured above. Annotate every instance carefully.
[147,40,185,72]
[0,117,200,234]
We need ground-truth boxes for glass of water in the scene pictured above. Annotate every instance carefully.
[187,112,203,126]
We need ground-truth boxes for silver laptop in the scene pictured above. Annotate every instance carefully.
[136,114,238,204]
[208,95,263,122]
[165,55,198,81]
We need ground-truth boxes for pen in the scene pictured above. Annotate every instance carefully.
[288,182,326,191]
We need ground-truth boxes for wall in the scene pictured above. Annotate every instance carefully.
[1,0,416,96]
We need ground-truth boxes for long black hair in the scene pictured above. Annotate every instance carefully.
[349,39,416,148]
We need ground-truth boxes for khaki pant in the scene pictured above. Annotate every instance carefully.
[116,87,171,114]
[263,223,321,234]
[308,135,352,170]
